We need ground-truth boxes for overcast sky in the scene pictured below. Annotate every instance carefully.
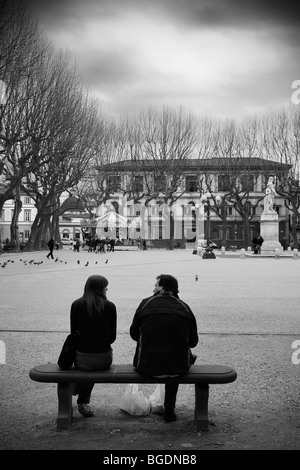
[29,0,300,121]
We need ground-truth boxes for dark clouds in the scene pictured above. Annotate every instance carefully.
[28,0,300,120]
[168,0,300,27]
[30,0,300,28]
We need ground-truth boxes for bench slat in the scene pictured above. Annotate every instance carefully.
[29,363,237,384]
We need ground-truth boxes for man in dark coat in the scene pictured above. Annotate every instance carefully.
[46,238,55,259]
[253,234,264,254]
[257,235,264,254]
[130,274,198,422]
[110,238,115,252]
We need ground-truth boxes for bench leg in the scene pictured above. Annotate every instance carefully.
[194,383,209,431]
[57,383,73,430]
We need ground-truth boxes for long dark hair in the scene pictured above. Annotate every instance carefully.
[83,275,108,317]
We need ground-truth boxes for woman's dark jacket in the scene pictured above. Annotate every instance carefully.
[70,297,117,353]
[130,293,198,376]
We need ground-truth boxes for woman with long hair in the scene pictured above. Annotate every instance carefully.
[70,275,117,418]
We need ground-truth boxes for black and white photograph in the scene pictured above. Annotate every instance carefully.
[0,0,299,456]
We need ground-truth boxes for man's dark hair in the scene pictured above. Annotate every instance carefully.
[156,274,179,296]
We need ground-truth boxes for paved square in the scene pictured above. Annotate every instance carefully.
[0,247,299,450]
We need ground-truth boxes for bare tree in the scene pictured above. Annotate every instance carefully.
[259,105,300,248]
[128,106,197,247]
[17,48,103,250]
[0,2,55,248]
[208,118,263,248]
[76,113,128,219]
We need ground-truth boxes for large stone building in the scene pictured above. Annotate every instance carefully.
[94,157,292,249]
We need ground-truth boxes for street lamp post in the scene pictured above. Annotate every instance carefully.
[193,192,221,258]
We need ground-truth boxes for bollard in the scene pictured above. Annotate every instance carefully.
[293,249,299,260]
[275,248,280,259]
[240,248,246,259]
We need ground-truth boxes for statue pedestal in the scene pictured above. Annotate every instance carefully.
[260,213,282,254]
[193,234,206,256]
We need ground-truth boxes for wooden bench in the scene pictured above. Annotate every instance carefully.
[29,363,237,431]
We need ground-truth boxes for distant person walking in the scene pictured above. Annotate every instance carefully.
[46,238,55,259]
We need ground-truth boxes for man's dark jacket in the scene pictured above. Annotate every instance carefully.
[130,293,198,376]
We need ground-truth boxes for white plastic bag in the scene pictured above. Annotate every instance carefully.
[149,384,165,414]
[119,383,151,416]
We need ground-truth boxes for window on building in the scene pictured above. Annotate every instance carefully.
[185,176,198,192]
[24,196,31,204]
[127,205,134,216]
[24,210,31,222]
[245,201,252,214]
[217,175,231,191]
[24,230,30,239]
[241,174,255,192]
[261,174,269,190]
[154,174,166,193]
[132,175,143,193]
[62,230,70,239]
[227,206,233,216]
[107,175,121,191]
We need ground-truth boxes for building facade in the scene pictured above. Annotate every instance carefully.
[95,157,292,249]
[0,194,37,246]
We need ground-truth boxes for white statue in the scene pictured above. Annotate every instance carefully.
[263,176,277,214]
